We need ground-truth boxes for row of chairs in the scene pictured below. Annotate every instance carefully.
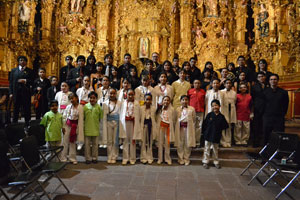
[241,132,300,200]
[0,122,70,200]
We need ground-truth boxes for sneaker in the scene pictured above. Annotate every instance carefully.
[103,145,107,148]
[72,161,78,165]
[60,159,67,162]
[185,161,190,166]
[148,160,153,164]
[107,160,112,164]
[178,160,185,165]
[122,160,128,165]
[166,161,172,165]
[141,160,147,164]
[77,144,83,150]
[130,161,136,165]
[157,160,162,165]
[215,164,221,169]
[111,160,116,164]
[203,163,209,169]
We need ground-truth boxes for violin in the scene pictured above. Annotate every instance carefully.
[33,91,41,108]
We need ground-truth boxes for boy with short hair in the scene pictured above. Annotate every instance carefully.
[83,91,103,164]
[47,76,59,103]
[188,79,205,146]
[202,99,228,169]
[40,100,65,150]
[171,69,191,109]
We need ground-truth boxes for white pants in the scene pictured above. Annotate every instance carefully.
[202,141,219,165]
[235,120,250,145]
[140,125,153,163]
[107,120,119,161]
[122,121,136,163]
[177,127,191,163]
[61,125,77,162]
[195,112,204,143]
[158,126,171,164]
[220,123,233,147]
[84,136,99,161]
[77,105,85,144]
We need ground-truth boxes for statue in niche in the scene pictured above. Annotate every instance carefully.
[220,27,229,39]
[71,0,85,13]
[257,3,269,37]
[58,24,68,36]
[204,0,218,17]
[85,24,95,37]
[18,0,31,33]
[139,37,149,58]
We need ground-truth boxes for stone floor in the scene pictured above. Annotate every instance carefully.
[39,156,300,200]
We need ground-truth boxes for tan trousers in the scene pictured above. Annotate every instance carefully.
[158,126,172,164]
[235,120,250,145]
[140,125,153,163]
[195,112,204,144]
[48,141,62,162]
[84,136,99,161]
[177,127,191,163]
[61,125,77,162]
[107,120,119,162]
[202,141,219,165]
[122,121,136,163]
[77,105,85,144]
[220,123,233,147]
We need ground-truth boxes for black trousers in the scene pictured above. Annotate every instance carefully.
[13,91,31,125]
[252,114,264,147]
[262,116,285,145]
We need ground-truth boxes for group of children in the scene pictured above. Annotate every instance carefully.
[38,65,257,169]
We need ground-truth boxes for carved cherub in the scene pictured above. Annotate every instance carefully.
[85,24,95,37]
[71,0,85,13]
[220,27,229,39]
[193,25,203,39]
[58,24,68,36]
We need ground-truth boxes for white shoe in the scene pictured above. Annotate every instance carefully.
[157,160,162,165]
[107,160,111,164]
[120,145,123,150]
[111,160,116,164]
[103,145,107,148]
[185,161,190,166]
[77,144,83,150]
[122,160,127,165]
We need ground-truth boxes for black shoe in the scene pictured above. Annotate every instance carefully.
[92,160,98,164]
[85,160,91,164]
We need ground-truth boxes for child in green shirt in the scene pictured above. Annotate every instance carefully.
[84,91,103,164]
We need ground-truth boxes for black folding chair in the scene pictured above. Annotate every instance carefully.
[248,132,299,186]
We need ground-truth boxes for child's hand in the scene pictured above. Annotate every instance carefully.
[62,128,66,134]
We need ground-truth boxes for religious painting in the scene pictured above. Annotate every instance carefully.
[139,37,150,58]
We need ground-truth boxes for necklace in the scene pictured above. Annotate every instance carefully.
[108,100,116,114]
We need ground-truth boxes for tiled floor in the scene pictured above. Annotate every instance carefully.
[44,157,300,200]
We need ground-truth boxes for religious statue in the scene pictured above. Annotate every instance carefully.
[257,3,269,38]
[19,0,31,22]
[204,0,218,17]
[18,0,31,33]
[193,25,204,39]
[71,0,85,13]
[139,37,149,58]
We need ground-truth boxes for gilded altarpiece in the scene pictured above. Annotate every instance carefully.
[0,0,300,117]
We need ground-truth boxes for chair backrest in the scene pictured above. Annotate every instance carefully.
[5,123,26,146]
[0,130,9,178]
[294,141,300,165]
[20,135,40,168]
[28,124,45,146]
[260,132,281,159]
[275,132,299,153]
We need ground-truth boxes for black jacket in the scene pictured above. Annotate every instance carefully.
[9,67,34,101]
[118,63,137,79]
[251,82,267,117]
[66,67,89,93]
[59,65,74,85]
[47,86,59,103]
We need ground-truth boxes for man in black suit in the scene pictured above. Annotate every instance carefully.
[189,57,201,83]
[9,56,34,126]
[59,55,74,86]
[118,53,137,79]
[66,55,88,93]
[102,53,116,77]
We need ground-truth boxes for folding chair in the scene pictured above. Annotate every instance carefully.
[248,132,299,186]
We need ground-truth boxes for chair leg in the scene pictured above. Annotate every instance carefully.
[0,187,10,200]
[36,180,51,200]
[275,171,300,200]
[248,161,269,185]
[241,160,254,176]
[54,174,70,194]
[263,169,279,187]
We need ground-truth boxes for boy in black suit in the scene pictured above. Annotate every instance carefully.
[47,76,59,103]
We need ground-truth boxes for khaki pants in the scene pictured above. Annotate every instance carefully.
[195,112,204,144]
[221,123,233,147]
[202,141,219,165]
[140,125,153,163]
[177,127,191,163]
[61,125,77,162]
[84,136,99,161]
[77,105,85,144]
[122,121,136,163]
[235,120,250,145]
[107,120,119,162]
[48,141,62,162]
[158,126,172,164]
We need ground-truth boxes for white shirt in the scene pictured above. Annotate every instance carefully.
[161,109,169,123]
[65,104,79,120]
[76,87,90,102]
[108,101,119,115]
[125,101,134,117]
[179,107,188,122]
